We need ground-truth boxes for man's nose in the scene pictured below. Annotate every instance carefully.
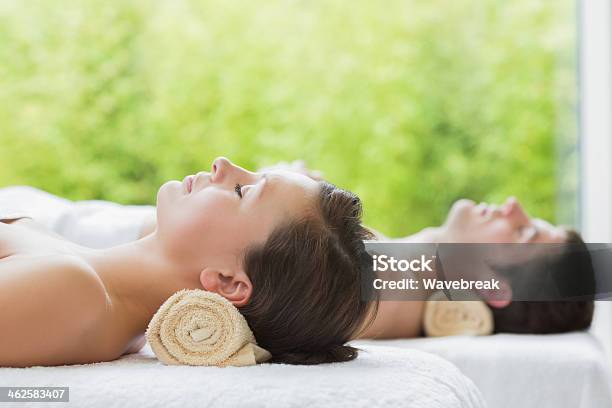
[502,196,529,223]
[501,197,517,215]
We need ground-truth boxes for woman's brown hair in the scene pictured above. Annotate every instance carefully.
[239,181,378,364]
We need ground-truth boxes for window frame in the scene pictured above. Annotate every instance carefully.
[579,0,612,365]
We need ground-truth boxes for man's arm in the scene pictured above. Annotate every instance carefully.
[364,225,389,240]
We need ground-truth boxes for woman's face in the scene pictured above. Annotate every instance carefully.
[443,197,568,243]
[156,157,320,270]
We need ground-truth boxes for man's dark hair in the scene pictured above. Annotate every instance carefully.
[490,230,595,334]
[239,181,378,364]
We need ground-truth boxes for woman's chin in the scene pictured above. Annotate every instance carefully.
[157,180,182,206]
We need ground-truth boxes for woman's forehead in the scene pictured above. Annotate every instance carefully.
[263,170,319,206]
[269,169,318,190]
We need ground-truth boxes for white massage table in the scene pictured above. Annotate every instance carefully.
[0,344,485,408]
[2,334,608,408]
[354,332,612,408]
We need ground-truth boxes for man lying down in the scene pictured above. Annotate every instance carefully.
[360,196,595,339]
[0,159,595,366]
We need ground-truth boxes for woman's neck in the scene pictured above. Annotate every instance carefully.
[74,234,203,336]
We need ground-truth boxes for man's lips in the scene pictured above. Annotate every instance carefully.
[475,202,496,217]
[474,202,488,216]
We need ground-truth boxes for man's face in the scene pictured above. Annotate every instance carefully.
[443,197,568,244]
[440,197,570,307]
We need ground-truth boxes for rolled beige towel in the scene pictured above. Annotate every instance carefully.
[423,291,494,337]
[145,289,272,367]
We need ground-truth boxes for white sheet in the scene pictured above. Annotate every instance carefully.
[0,344,486,408]
[353,332,612,408]
[0,186,155,248]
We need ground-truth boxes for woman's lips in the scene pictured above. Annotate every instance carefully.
[183,175,194,193]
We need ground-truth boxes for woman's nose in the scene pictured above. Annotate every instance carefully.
[210,157,233,183]
[210,156,256,184]
[211,156,231,174]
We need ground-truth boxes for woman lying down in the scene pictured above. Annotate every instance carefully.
[0,158,594,367]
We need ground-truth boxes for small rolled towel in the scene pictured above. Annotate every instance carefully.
[423,291,494,337]
[145,289,272,367]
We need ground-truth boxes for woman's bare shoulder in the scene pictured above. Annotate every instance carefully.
[0,253,110,327]
[0,254,111,367]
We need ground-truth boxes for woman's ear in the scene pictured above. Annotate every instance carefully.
[199,267,253,307]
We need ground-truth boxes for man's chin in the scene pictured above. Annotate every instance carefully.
[443,200,475,229]
[451,198,476,212]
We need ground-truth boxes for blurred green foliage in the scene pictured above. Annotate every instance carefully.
[0,0,577,236]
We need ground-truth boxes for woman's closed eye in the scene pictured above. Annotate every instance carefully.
[234,183,256,199]
[234,183,243,198]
